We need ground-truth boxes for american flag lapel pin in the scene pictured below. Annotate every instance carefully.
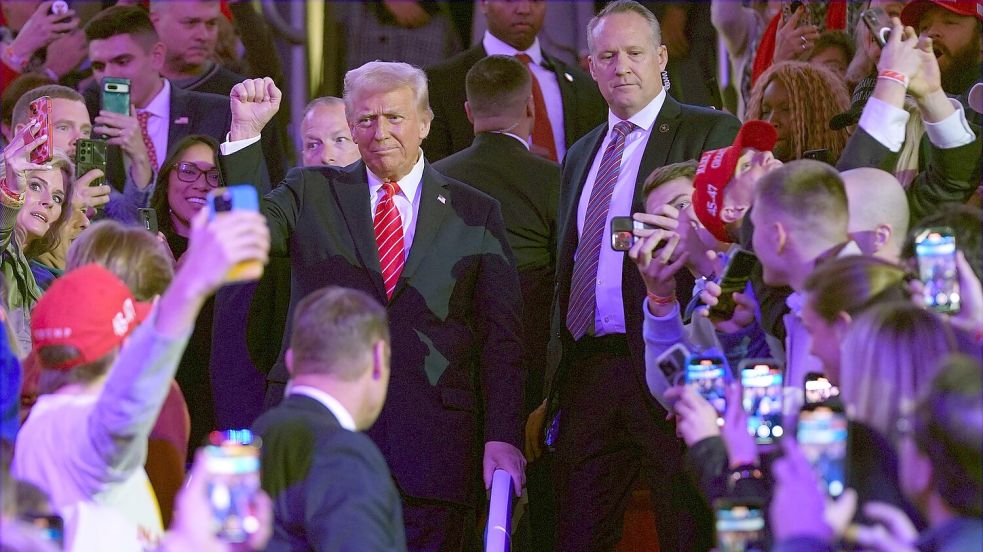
[174,116,189,125]
[564,72,573,82]
[437,194,446,204]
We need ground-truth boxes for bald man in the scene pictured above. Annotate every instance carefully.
[841,168,910,262]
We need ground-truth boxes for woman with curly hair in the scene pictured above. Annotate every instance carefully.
[746,60,852,162]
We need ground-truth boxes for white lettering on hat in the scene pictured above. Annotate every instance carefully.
[697,152,711,175]
[706,184,719,217]
[710,149,726,170]
[112,298,137,337]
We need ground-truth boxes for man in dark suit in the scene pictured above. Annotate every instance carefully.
[433,55,558,550]
[220,67,526,552]
[81,6,245,196]
[252,286,407,552]
[424,0,606,162]
[532,2,740,550]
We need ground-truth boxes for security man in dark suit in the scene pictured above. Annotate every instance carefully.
[220,68,526,552]
[531,2,741,550]
[424,0,606,162]
[252,286,407,552]
[433,55,559,550]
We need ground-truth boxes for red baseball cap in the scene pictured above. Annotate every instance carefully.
[901,0,983,28]
[692,120,777,243]
[31,264,152,370]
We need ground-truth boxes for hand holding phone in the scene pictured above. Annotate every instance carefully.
[861,7,893,47]
[686,353,730,420]
[740,360,784,444]
[915,227,960,314]
[207,185,265,282]
[797,405,849,498]
[204,430,263,543]
[75,138,108,187]
[708,248,758,320]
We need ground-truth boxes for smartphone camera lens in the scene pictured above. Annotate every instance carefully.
[215,194,233,212]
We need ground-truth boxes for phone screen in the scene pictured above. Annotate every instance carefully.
[687,355,728,418]
[715,502,766,552]
[204,430,261,543]
[19,514,64,547]
[797,407,848,498]
[742,363,784,444]
[915,228,960,314]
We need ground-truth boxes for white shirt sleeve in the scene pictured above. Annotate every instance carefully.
[219,134,262,156]
[858,96,910,153]
[922,99,976,149]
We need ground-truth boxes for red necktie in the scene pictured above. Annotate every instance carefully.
[136,111,158,169]
[566,120,636,339]
[374,180,405,300]
[515,53,558,162]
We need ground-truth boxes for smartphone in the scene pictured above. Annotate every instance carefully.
[714,499,766,552]
[138,208,158,234]
[610,216,655,251]
[802,149,831,164]
[803,372,839,405]
[797,405,848,498]
[740,359,784,445]
[75,138,108,186]
[204,430,262,544]
[709,248,758,320]
[915,227,960,314]
[656,342,691,383]
[101,77,131,115]
[28,96,53,165]
[861,7,893,47]
[686,353,729,419]
[18,513,64,547]
[207,185,263,282]
[50,1,70,15]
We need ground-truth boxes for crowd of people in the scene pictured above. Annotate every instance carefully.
[0,0,981,551]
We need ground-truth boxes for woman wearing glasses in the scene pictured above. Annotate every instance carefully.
[149,134,224,452]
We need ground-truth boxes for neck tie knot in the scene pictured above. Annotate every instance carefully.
[381,180,400,199]
[514,52,533,65]
[612,120,635,139]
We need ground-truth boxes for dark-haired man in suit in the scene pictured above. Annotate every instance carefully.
[220,66,526,552]
[433,55,558,550]
[252,286,406,552]
[534,1,740,550]
[424,0,606,162]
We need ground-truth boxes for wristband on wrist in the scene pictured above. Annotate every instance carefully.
[877,69,909,90]
[647,291,676,305]
[1,44,30,72]
[0,177,25,208]
[727,465,764,489]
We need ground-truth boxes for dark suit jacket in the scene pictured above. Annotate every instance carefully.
[252,394,407,552]
[546,95,740,412]
[434,132,559,412]
[835,125,982,224]
[222,142,525,507]
[83,81,235,192]
[423,44,607,162]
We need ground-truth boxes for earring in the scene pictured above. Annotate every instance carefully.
[661,70,671,92]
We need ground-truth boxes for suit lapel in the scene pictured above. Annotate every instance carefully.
[332,163,387,299]
[393,166,449,298]
[633,96,682,210]
[543,54,578,148]
[167,84,192,151]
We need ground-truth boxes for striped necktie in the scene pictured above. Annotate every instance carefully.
[565,120,636,339]
[374,180,405,300]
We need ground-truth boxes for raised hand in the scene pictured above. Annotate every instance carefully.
[720,383,759,468]
[8,1,79,63]
[73,169,110,210]
[2,121,51,194]
[773,6,820,63]
[230,77,282,141]
[664,385,720,447]
[698,280,758,334]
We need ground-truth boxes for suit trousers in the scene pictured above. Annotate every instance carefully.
[552,334,714,552]
[401,495,480,552]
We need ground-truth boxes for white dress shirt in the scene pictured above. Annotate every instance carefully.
[137,79,171,171]
[365,151,425,259]
[288,385,357,431]
[859,96,975,152]
[576,91,667,336]
[483,31,567,160]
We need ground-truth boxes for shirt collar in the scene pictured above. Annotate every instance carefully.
[482,30,544,66]
[606,88,666,135]
[492,131,530,149]
[366,149,426,201]
[288,385,357,431]
[140,79,170,119]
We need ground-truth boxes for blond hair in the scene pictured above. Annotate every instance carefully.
[343,61,432,123]
[65,220,174,301]
[747,61,851,161]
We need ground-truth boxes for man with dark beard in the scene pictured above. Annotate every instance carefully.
[901,0,982,111]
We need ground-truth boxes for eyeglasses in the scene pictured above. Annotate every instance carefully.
[175,162,221,187]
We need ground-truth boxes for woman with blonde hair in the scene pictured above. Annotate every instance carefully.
[839,301,957,439]
[746,61,852,162]
[0,125,78,355]
[65,220,174,301]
